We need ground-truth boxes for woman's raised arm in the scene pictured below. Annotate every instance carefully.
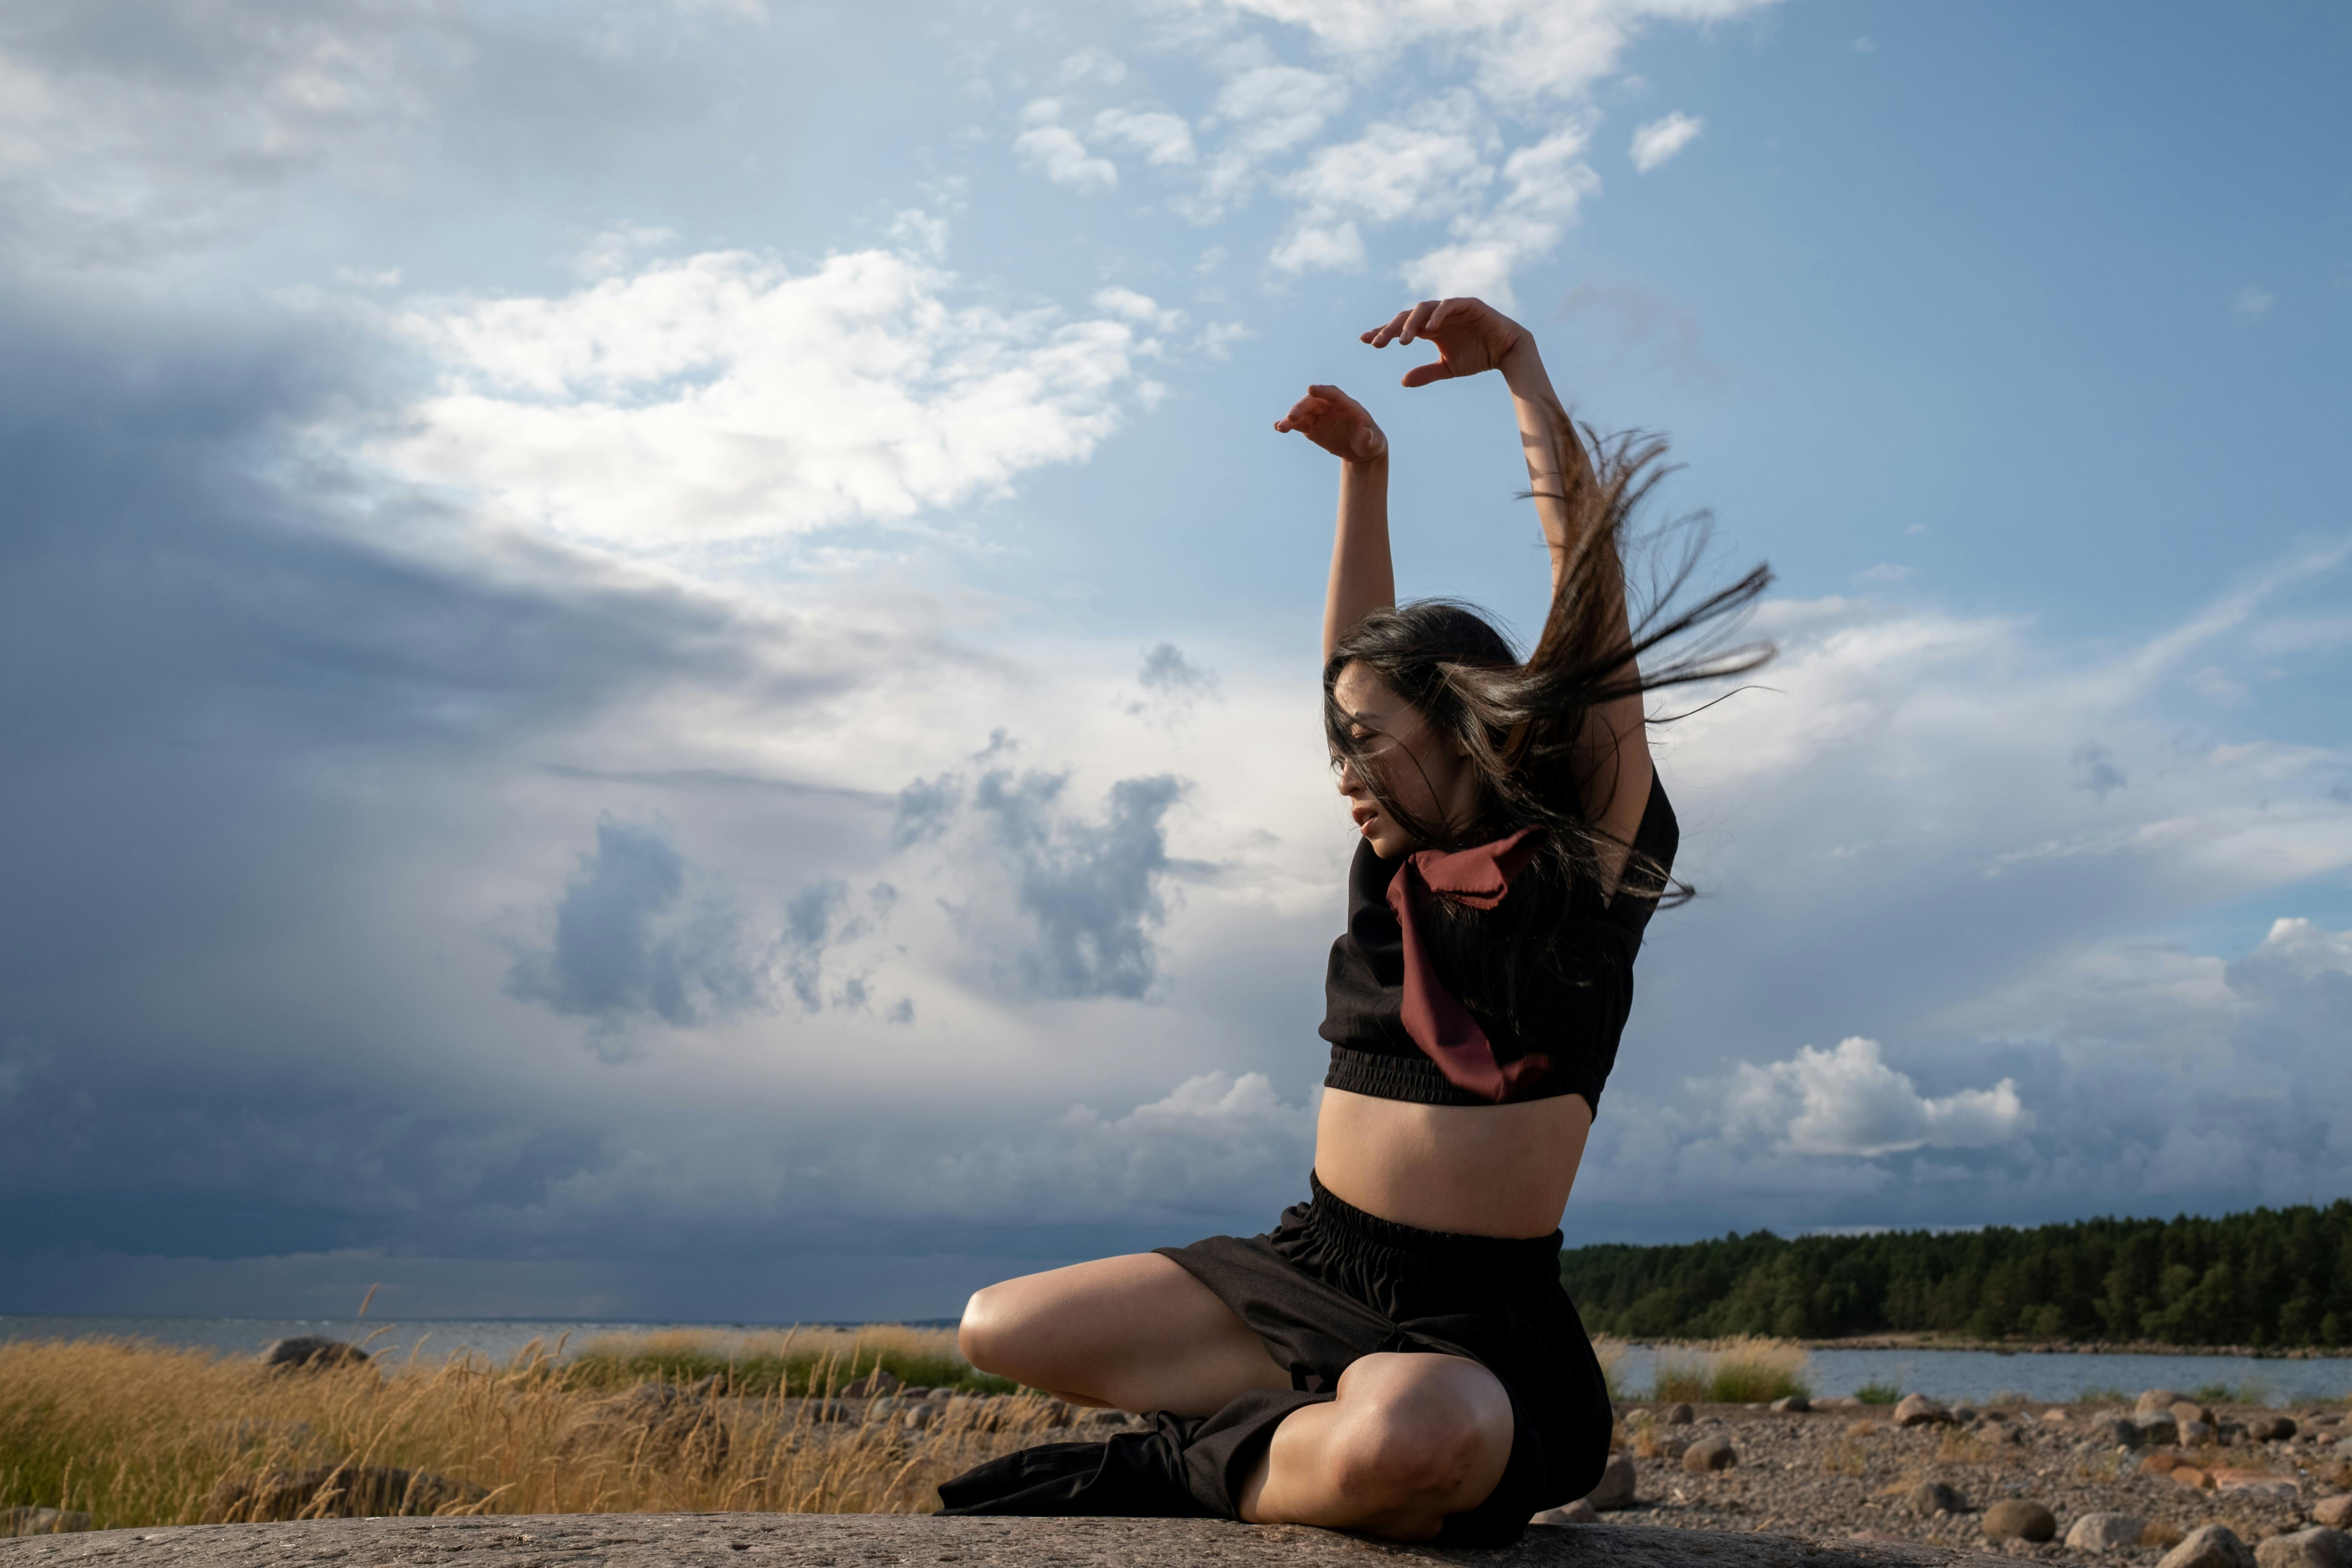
[1363,299,1654,868]
[1274,383,1395,663]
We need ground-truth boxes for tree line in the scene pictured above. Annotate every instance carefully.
[1558,1200,2352,1346]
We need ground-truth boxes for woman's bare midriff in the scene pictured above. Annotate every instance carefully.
[1313,1085,1593,1240]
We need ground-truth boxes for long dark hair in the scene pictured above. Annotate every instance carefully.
[1323,417,1771,910]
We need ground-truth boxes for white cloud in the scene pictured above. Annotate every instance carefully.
[1402,125,1597,305]
[1058,46,1129,85]
[1629,110,1704,172]
[1093,107,1197,165]
[1015,123,1119,192]
[1090,286,1186,333]
[1270,95,1493,274]
[1192,65,1351,213]
[1716,1037,2030,1157]
[1204,0,1780,102]
[366,247,1154,547]
[2230,284,2275,321]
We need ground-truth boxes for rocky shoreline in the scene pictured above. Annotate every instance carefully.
[1761,1338,2352,1361]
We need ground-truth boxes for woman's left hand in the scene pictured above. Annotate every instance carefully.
[1362,298,1529,387]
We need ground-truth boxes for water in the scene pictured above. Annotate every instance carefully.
[0,1316,954,1369]
[8,1317,2349,1405]
[1606,1343,2352,1407]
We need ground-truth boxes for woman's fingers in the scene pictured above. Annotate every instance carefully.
[1399,299,1439,342]
[1398,357,1454,389]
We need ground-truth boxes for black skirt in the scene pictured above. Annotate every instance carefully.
[937,1175,1610,1546]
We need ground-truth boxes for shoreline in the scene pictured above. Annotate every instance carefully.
[1602,1334,2352,1360]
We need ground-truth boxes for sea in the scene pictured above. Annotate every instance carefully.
[6,1316,2349,1405]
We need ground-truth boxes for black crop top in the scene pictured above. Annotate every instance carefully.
[1319,775,1678,1110]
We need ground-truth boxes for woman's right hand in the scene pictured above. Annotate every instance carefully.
[1274,383,1388,463]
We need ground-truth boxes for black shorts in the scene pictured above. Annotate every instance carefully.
[1154,1173,1612,1545]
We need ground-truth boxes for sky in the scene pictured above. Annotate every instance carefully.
[3,0,2349,1323]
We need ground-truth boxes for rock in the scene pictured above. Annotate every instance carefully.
[2142,1452,2184,1475]
[0,1511,2106,1566]
[2068,1512,2148,1551]
[1982,1500,2057,1544]
[2043,1408,2071,1422]
[2159,1525,2259,1568]
[2138,1414,2182,1445]
[2183,1420,2218,1446]
[1681,1435,1738,1473]
[1950,1406,1978,1424]
[1771,1395,1810,1414]
[2333,1437,2352,1461]
[260,1336,370,1371]
[1904,1481,1964,1517]
[1892,1393,1949,1428]
[2172,1400,2217,1427]
[2172,1466,2214,1490]
[2,1509,93,1537]
[1665,1402,1696,1425]
[2254,1530,2352,1568]
[2212,1469,2299,1500]
[843,1369,902,1398]
[2090,1415,2141,1448]
[2140,1388,2192,1417]
[1530,1499,1600,1525]
[1846,1421,1880,1438]
[202,1465,484,1524]
[2253,1417,2299,1442]
[2314,1499,2352,1531]
[1586,1452,1637,1511]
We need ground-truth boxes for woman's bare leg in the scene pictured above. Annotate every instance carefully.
[1238,1352,1513,1541]
[958,1252,1290,1416]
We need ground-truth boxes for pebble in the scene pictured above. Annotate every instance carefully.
[1982,1499,2057,1543]
[2161,1524,2258,1568]
[2254,1529,2352,1568]
[1585,1452,1637,1511]
[1681,1435,1738,1473]
[2068,1511,2148,1551]
[1893,1393,1949,1428]
[1530,1499,1599,1525]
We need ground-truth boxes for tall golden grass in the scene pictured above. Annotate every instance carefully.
[1645,1337,1810,1404]
[0,1329,1068,1532]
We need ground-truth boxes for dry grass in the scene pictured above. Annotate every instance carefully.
[1648,1337,1811,1404]
[0,1330,1066,1531]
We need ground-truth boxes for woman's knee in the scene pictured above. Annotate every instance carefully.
[956,1281,1027,1374]
[1331,1357,1512,1504]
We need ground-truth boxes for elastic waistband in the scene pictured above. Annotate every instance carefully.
[1305,1171,1563,1277]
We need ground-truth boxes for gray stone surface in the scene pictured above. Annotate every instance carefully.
[0,1513,2041,1568]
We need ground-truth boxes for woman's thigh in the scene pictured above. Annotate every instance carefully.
[959,1252,1289,1417]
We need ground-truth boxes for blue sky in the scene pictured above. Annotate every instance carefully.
[3,0,2348,1322]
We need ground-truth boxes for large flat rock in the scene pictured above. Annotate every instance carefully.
[0,1513,2032,1567]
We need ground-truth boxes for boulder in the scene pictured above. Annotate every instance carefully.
[2252,1417,2299,1442]
[1530,1499,1600,1525]
[2,1508,93,1537]
[843,1369,902,1398]
[2140,1388,2192,1417]
[2182,1420,2218,1446]
[2042,1407,2071,1422]
[2067,1512,2147,1551]
[1904,1481,1964,1517]
[1771,1395,1810,1414]
[2172,1466,2214,1490]
[260,1337,370,1372]
[203,1465,484,1524]
[2172,1400,2217,1427]
[1981,1500,2057,1543]
[2159,1525,2259,1568]
[2314,1498,2352,1531]
[1893,1393,1949,1428]
[2254,1530,2352,1568]
[1664,1402,1696,1426]
[1586,1452,1637,1511]
[2211,1468,2299,1500]
[1682,1435,1738,1474]
[2334,1438,2352,1462]
[2139,1413,2182,1445]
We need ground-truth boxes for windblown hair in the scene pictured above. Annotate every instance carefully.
[1323,411,1772,912]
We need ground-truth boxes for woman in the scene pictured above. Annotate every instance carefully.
[939,297,1770,1544]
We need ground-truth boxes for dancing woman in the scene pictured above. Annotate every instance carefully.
[940,297,1770,1544]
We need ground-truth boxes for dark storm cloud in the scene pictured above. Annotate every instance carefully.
[0,295,847,1268]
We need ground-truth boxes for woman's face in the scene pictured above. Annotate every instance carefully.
[1331,662,1480,859]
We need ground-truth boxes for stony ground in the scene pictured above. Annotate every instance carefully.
[1601,1398,2350,1559]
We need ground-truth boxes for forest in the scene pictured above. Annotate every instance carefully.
[1559,1200,2352,1346]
